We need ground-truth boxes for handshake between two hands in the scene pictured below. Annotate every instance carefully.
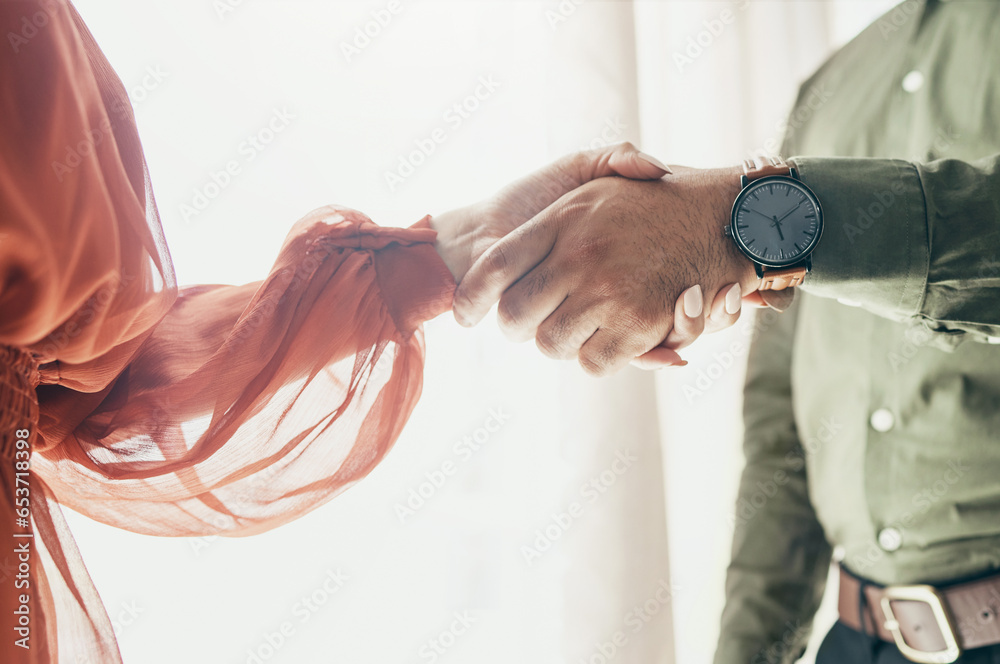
[430,142,770,376]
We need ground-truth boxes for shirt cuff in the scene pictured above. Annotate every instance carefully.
[790,157,930,321]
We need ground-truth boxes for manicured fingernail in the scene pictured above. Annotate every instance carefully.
[637,151,672,174]
[683,284,703,318]
[724,283,742,315]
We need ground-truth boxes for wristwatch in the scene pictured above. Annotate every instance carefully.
[725,156,824,291]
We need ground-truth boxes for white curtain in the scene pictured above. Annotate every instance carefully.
[64,2,895,663]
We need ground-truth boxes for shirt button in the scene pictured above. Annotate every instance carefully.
[878,527,903,552]
[902,70,924,93]
[870,408,895,433]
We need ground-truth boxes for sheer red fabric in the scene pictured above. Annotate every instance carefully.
[0,1,455,661]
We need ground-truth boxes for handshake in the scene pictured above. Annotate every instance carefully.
[430,143,768,375]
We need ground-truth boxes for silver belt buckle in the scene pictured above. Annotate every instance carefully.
[879,584,962,664]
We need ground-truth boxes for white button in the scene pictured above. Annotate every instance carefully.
[988,336,1000,345]
[902,70,924,93]
[870,408,895,433]
[878,527,903,552]
[837,297,862,308]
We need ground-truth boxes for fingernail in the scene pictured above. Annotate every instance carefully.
[724,283,742,315]
[683,284,703,318]
[637,151,672,174]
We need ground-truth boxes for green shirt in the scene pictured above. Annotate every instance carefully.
[716,2,1000,662]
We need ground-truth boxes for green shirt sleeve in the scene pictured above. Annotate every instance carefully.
[714,296,832,664]
[792,154,1000,344]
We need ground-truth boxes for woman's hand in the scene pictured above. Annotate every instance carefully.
[630,283,798,369]
[430,142,670,283]
[629,282,747,369]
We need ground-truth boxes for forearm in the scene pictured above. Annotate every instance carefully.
[793,154,1000,342]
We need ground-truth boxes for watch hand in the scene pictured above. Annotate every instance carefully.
[776,200,804,224]
[747,209,774,224]
[771,216,785,241]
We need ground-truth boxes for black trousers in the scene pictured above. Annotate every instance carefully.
[816,620,1000,664]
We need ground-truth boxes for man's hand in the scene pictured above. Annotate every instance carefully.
[452,166,761,376]
[430,142,670,283]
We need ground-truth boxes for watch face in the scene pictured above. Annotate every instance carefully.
[730,175,823,267]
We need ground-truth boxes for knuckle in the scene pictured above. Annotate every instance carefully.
[568,150,591,173]
[578,350,609,377]
[521,268,551,298]
[496,297,527,333]
[481,244,510,277]
[571,237,613,264]
[595,336,624,366]
[451,291,476,318]
[535,329,569,359]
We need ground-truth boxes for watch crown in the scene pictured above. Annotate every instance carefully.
[723,225,732,237]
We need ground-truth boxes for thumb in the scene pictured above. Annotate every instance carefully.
[546,142,670,189]
[600,141,673,180]
[453,208,561,327]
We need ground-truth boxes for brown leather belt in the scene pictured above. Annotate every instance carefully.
[838,565,1000,663]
